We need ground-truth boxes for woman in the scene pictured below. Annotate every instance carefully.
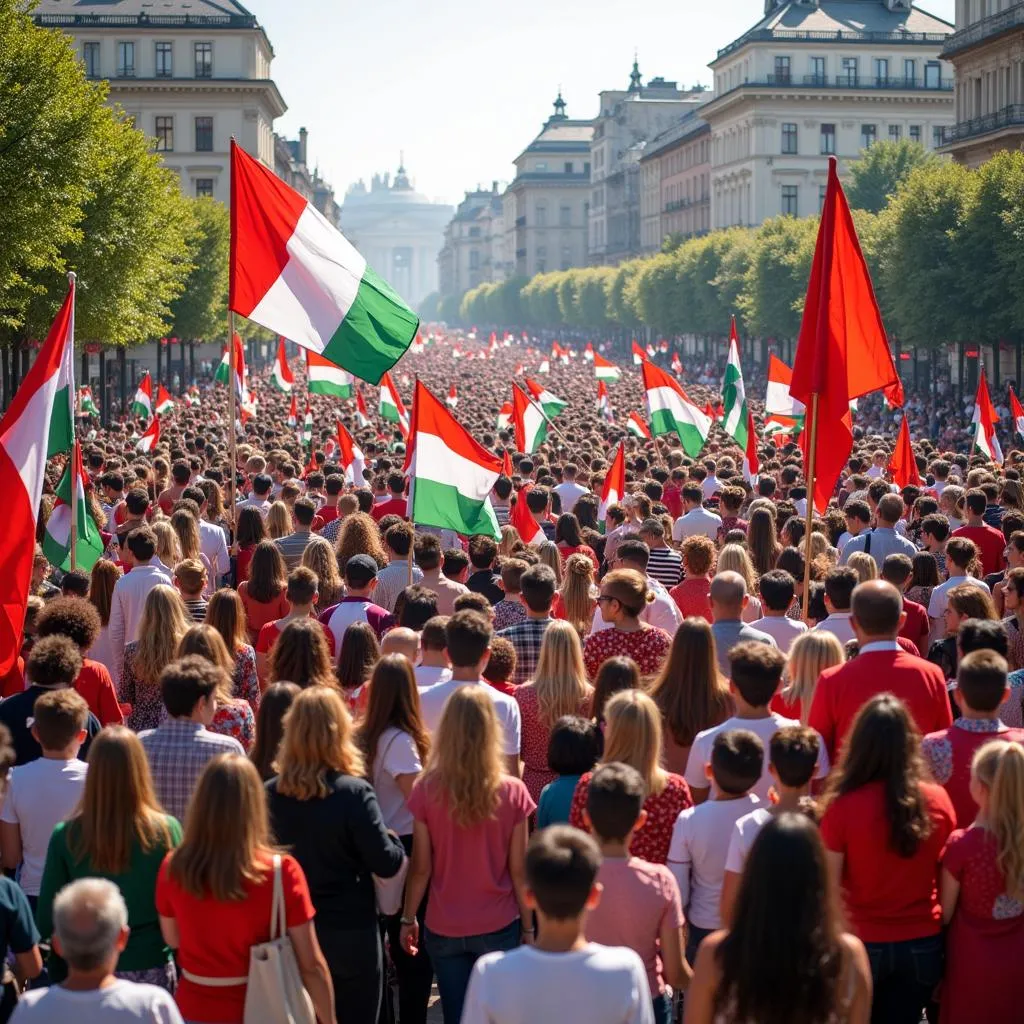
[151,520,181,569]
[777,547,807,619]
[171,509,214,591]
[569,690,692,864]
[250,682,300,781]
[649,619,733,775]
[906,552,941,610]
[401,687,533,1024]
[940,740,1024,1024]
[1001,566,1024,671]
[121,585,190,732]
[156,754,335,1024]
[819,694,955,1024]
[86,558,122,674]
[267,687,405,1023]
[498,525,522,559]
[302,537,344,609]
[336,620,381,703]
[846,551,879,584]
[238,540,289,644]
[536,540,564,586]
[335,512,388,573]
[555,513,599,572]
[670,536,715,622]
[717,545,763,622]
[685,813,871,1024]
[233,506,266,585]
[582,569,672,681]
[35,727,181,989]
[773,630,845,723]
[205,588,260,709]
[999,479,1024,514]
[551,553,597,637]
[513,621,593,802]
[267,618,338,690]
[177,626,256,751]
[592,656,640,727]
[358,656,434,1024]
[748,507,782,579]
[929,583,998,680]
[266,500,292,541]
[198,479,230,538]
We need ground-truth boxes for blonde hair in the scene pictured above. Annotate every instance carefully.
[717,544,758,591]
[846,551,879,583]
[782,631,845,723]
[536,541,564,585]
[531,621,591,728]
[301,538,343,608]
[558,554,596,637]
[601,689,666,796]
[151,520,181,567]
[134,585,189,685]
[499,525,522,558]
[420,686,503,827]
[171,509,202,562]
[274,687,365,800]
[267,501,292,540]
[801,532,833,565]
[972,740,1024,900]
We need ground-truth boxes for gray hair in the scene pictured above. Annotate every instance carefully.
[711,570,747,608]
[53,878,128,971]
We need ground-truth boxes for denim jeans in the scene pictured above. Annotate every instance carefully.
[864,933,943,1024]
[685,923,714,969]
[423,919,520,1023]
[651,991,673,1024]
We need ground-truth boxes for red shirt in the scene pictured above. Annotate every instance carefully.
[808,646,952,762]
[235,545,255,585]
[238,584,290,645]
[255,619,336,659]
[315,505,339,528]
[0,659,24,699]
[899,598,931,658]
[371,497,407,522]
[952,524,1006,577]
[820,780,955,943]
[483,677,517,698]
[557,543,599,572]
[668,577,712,622]
[75,659,124,726]
[662,484,683,520]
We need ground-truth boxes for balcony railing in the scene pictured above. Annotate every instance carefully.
[34,12,257,28]
[759,73,950,90]
[941,103,1024,144]
[942,2,1024,56]
[717,28,952,61]
[663,197,710,213]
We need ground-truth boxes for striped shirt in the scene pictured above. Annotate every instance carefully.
[274,530,313,571]
[182,599,208,623]
[646,546,683,588]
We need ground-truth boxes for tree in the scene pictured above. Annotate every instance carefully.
[844,140,938,214]
[170,198,229,343]
[740,216,817,341]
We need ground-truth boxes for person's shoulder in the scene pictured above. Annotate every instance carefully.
[202,730,245,753]
[921,779,956,816]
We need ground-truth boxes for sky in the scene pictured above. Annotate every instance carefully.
[257,0,956,208]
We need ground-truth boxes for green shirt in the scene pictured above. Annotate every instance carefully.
[35,814,182,981]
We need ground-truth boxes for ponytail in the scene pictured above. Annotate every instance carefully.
[973,741,1024,900]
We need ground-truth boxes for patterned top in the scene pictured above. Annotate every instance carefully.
[906,585,935,611]
[182,599,208,623]
[317,516,344,546]
[669,577,712,622]
[492,599,527,633]
[645,547,683,589]
[582,625,672,682]
[922,718,1008,785]
[514,684,593,803]
[210,698,255,752]
[119,643,163,733]
[497,618,554,686]
[1004,671,1024,728]
[569,771,692,865]
[717,516,748,543]
[231,645,261,713]
[1003,617,1024,673]
[943,826,1024,921]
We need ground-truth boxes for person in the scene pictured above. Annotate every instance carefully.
[819,694,955,1024]
[551,554,597,637]
[928,584,998,681]
[747,507,781,579]
[496,563,556,685]
[274,495,316,570]
[939,740,1024,1024]
[254,567,336,682]
[465,535,504,607]
[637,519,680,587]
[85,558,122,675]
[570,690,692,864]
[649,618,733,775]
[927,536,990,642]
[155,754,336,1024]
[35,727,181,988]
[839,493,916,571]
[748,568,807,653]
[513,621,593,802]
[845,552,878,585]
[266,686,404,1023]
[772,629,845,723]
[592,656,641,726]
[322,554,392,651]
[12,879,183,1023]
[266,500,292,541]
[401,687,534,1024]
[809,580,953,761]
[552,462,589,514]
[333,618,378,703]
[233,505,266,585]
[414,616,452,690]
[583,763,689,1023]
[881,553,932,657]
[906,550,941,610]
[301,536,344,609]
[172,560,208,622]
[461,826,654,1024]
[707,572,776,677]
[371,471,408,522]
[716,545,765,624]
[237,540,290,645]
[555,513,600,573]
[837,499,872,554]
[204,589,260,710]
[139,657,244,823]
[249,681,300,781]
[952,488,1007,577]
[684,814,872,1024]
[267,618,339,691]
[374,523,424,613]
[685,643,829,805]
[415,533,468,616]
[672,484,721,543]
[669,536,714,622]
[592,540,683,638]
[813,567,859,647]
[536,716,602,828]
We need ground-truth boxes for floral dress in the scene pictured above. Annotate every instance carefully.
[232,645,261,712]
[582,624,672,682]
[513,684,593,803]
[119,642,163,732]
[210,698,256,752]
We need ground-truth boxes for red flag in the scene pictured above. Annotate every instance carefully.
[888,413,921,488]
[790,157,901,511]
[287,393,298,427]
[510,489,543,544]
[502,449,513,477]
[704,401,715,420]
[1010,388,1024,440]
[136,416,161,453]
[599,442,625,519]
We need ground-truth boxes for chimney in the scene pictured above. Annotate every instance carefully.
[299,127,308,166]
[492,180,498,194]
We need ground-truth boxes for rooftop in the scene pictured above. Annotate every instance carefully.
[33,0,262,27]
[639,113,711,162]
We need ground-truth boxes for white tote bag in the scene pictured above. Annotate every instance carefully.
[372,734,410,916]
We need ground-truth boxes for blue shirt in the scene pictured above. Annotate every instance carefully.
[537,774,581,829]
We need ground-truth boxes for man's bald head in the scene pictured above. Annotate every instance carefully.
[380,626,419,664]
[851,580,904,639]
[710,571,747,616]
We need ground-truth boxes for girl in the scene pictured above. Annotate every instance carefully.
[86,558,122,675]
[267,619,338,690]
[249,682,300,781]
[551,553,597,637]
[237,540,289,644]
[591,655,640,727]
[773,630,845,723]
[233,506,266,585]
[204,589,260,709]
[302,537,344,609]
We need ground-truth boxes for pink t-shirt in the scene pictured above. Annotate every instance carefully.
[407,774,535,938]
[584,856,684,996]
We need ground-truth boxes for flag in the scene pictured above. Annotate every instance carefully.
[627,411,651,439]
[658,340,669,354]
[972,367,1003,464]
[742,409,759,486]
[889,413,922,487]
[537,359,550,374]
[42,441,104,573]
[1011,389,1024,440]
[502,449,514,477]
[599,441,625,520]
[271,337,294,392]
[790,157,902,512]
[631,341,646,365]
[597,380,611,420]
[214,334,248,405]
[513,383,548,454]
[0,278,76,674]
[356,389,371,429]
[704,401,715,421]
[301,401,313,446]
[510,489,544,544]
[307,350,353,397]
[131,372,154,421]
[410,333,425,355]
[671,352,682,374]
[287,394,297,428]
[642,359,711,458]
[594,354,621,382]
[446,384,458,409]
[584,342,594,362]
[229,140,416,384]
[721,317,748,448]
[183,386,200,408]
[497,401,512,431]
[379,372,409,437]
[336,419,365,485]
[406,380,502,538]
[136,416,160,452]
[155,385,175,415]
[525,378,566,419]
[78,386,99,417]
[715,402,725,423]
[766,354,806,419]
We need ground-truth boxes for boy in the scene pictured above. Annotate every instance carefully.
[749,569,807,653]
[684,643,829,804]
[173,559,208,622]
[881,553,930,655]
[462,825,653,1024]
[719,726,821,923]
[584,764,689,1023]
[482,637,518,697]
[414,616,451,690]
[668,730,764,965]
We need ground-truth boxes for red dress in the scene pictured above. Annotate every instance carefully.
[513,684,593,803]
[583,625,672,681]
[940,827,1024,1024]
[557,543,599,572]
[668,577,712,622]
[569,771,691,864]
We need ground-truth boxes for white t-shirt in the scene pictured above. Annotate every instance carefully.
[667,794,761,930]
[12,980,183,1023]
[462,944,653,1024]
[0,757,88,896]
[372,726,422,835]
[414,665,452,690]
[418,679,521,758]
[552,481,589,514]
[927,574,990,621]
[748,615,807,654]
[683,714,830,803]
[723,807,773,876]
[672,507,722,544]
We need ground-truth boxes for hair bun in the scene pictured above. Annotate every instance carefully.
[568,556,592,577]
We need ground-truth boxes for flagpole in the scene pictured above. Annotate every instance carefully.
[227,311,237,530]
[408,377,417,589]
[801,393,819,621]
[68,271,78,572]
[519,384,572,447]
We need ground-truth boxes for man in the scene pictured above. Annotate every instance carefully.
[812,567,858,647]
[881,554,931,656]
[709,572,776,676]
[374,522,424,613]
[592,539,682,638]
[497,564,557,685]
[989,529,1024,615]
[552,463,589,515]
[98,471,125,530]
[671,484,722,545]
[182,486,229,586]
[927,536,990,642]
[321,554,392,649]
[749,569,807,654]
[466,536,505,607]
[415,533,468,616]
[839,493,916,571]
[139,656,243,823]
[113,488,150,552]
[371,471,408,522]
[952,489,1006,578]
[808,581,952,761]
[156,460,190,515]
[701,459,722,500]
[930,459,951,497]
[639,518,683,589]
[274,496,317,571]
[237,473,273,517]
[314,474,344,530]
[415,616,452,690]
[836,499,871,555]
[525,486,558,542]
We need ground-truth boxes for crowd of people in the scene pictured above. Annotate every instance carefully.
[4,327,1024,1024]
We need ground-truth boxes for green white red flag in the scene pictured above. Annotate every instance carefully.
[1011,388,1024,440]
[721,316,748,449]
[742,409,759,486]
[599,441,625,520]
[155,385,174,415]
[379,372,409,437]
[336,420,365,485]
[42,440,104,573]
[356,390,371,430]
[627,411,651,438]
[287,394,298,428]
[513,383,547,454]
[525,378,566,418]
[271,337,294,393]
[131,372,154,421]
[497,401,512,431]
[631,341,646,365]
[642,359,710,458]
[307,350,353,397]
[510,488,543,544]
[594,353,621,382]
[136,416,160,452]
[78,387,100,417]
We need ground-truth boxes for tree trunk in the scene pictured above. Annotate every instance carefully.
[189,341,195,384]
[156,340,162,386]
[993,341,1001,392]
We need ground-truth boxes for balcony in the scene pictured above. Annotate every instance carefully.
[663,196,710,213]
[758,73,950,90]
[34,12,257,28]
[942,2,1024,57]
[940,103,1024,144]
[717,28,952,61]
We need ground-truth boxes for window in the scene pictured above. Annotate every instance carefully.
[535,161,548,172]
[564,161,574,174]
[904,58,916,84]
[819,185,828,212]
[560,245,572,270]
[933,125,945,148]
[889,124,902,140]
[781,122,798,154]
[861,123,877,148]
[809,56,826,84]
[82,42,100,78]
[117,41,135,77]
[774,56,791,83]
[195,178,215,198]
[781,185,798,217]
[154,116,174,151]
[194,42,213,78]
[584,161,591,176]
[155,42,173,77]
[909,124,921,143]
[874,58,889,86]
[536,203,547,227]
[820,123,836,155]
[195,116,213,152]
[559,204,571,227]
[841,57,858,84]
[469,250,479,271]
[924,61,941,88]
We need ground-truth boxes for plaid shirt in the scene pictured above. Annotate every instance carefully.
[375,559,424,612]
[497,617,554,685]
[140,720,243,823]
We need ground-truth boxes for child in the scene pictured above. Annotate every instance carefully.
[414,615,451,690]
[922,649,1024,827]
[719,726,821,924]
[537,716,603,828]
[173,559,209,623]
[482,637,518,697]
[749,569,807,654]
[770,630,845,722]
[461,825,654,1024]
[584,763,689,1024]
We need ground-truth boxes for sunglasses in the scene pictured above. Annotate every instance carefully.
[596,594,617,604]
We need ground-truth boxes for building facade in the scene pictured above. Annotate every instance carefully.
[703,0,954,229]
[274,129,341,227]
[939,0,1024,165]
[437,186,504,299]
[502,94,593,280]
[34,0,287,204]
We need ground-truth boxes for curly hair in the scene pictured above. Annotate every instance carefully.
[335,512,387,573]
[36,597,101,650]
